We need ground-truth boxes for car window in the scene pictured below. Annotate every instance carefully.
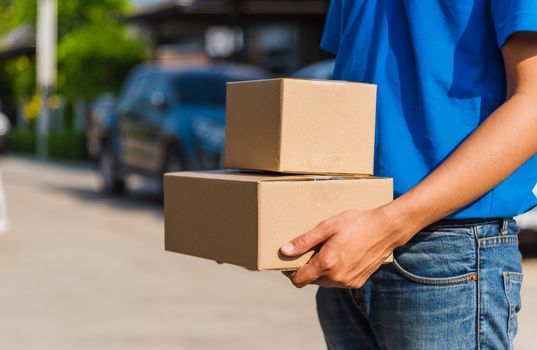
[118,73,159,111]
[137,75,165,110]
[172,73,226,106]
[223,70,266,83]
[291,60,335,80]
[118,74,145,111]
[135,75,161,111]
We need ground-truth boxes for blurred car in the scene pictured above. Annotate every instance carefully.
[86,93,116,160]
[0,111,11,153]
[88,63,269,194]
[291,59,335,80]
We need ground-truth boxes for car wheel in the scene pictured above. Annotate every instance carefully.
[159,147,184,198]
[163,146,184,173]
[165,154,183,173]
[99,146,125,194]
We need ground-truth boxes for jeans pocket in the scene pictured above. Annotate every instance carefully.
[392,258,478,286]
[503,271,523,348]
[392,229,477,286]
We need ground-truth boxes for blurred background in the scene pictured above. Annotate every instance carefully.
[0,0,535,349]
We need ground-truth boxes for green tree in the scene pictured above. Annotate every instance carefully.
[1,0,148,100]
[57,21,147,99]
[0,0,36,33]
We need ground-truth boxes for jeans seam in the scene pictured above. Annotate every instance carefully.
[474,225,481,350]
[503,271,523,350]
[348,289,361,312]
[505,275,513,349]
[348,288,381,349]
[481,241,518,248]
[479,235,518,247]
[503,271,523,282]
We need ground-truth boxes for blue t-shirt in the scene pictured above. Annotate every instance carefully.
[322,0,537,219]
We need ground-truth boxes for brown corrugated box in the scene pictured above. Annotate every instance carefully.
[164,171,393,270]
[224,78,377,175]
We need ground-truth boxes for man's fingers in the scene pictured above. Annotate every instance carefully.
[309,276,341,288]
[291,255,326,288]
[281,270,295,280]
[283,269,336,288]
[280,221,334,257]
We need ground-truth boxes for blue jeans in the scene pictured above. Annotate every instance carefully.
[316,219,523,350]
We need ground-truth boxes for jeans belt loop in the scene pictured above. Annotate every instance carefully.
[500,218,509,235]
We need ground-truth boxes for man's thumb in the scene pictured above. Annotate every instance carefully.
[280,223,331,256]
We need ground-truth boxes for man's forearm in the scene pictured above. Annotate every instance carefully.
[385,92,537,241]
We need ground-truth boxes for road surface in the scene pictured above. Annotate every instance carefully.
[0,156,535,349]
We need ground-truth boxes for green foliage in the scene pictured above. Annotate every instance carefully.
[0,0,37,34]
[8,127,86,160]
[48,129,86,160]
[5,56,36,100]
[1,0,139,159]
[0,0,131,37]
[55,0,147,100]
[0,0,37,99]
[57,21,147,99]
[57,0,131,38]
[1,0,147,100]
[7,127,36,153]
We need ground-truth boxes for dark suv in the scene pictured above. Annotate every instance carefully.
[87,63,268,193]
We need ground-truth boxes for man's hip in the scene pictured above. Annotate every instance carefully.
[316,218,523,350]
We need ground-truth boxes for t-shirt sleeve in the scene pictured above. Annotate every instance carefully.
[491,0,537,48]
[320,0,343,54]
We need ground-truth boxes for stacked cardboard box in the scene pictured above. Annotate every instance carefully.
[164,78,393,270]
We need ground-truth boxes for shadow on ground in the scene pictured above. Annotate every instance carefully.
[44,180,163,218]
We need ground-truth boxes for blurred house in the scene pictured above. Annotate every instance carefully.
[0,25,35,61]
[0,25,36,123]
[126,0,333,74]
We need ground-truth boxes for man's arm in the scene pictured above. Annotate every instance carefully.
[281,32,537,288]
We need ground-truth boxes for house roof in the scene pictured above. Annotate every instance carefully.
[126,0,328,23]
[0,24,35,60]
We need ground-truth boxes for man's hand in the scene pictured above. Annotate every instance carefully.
[280,32,537,289]
[280,207,410,289]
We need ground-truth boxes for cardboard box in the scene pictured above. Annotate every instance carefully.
[164,170,393,270]
[224,78,377,175]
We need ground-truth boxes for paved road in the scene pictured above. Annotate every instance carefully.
[0,157,535,349]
